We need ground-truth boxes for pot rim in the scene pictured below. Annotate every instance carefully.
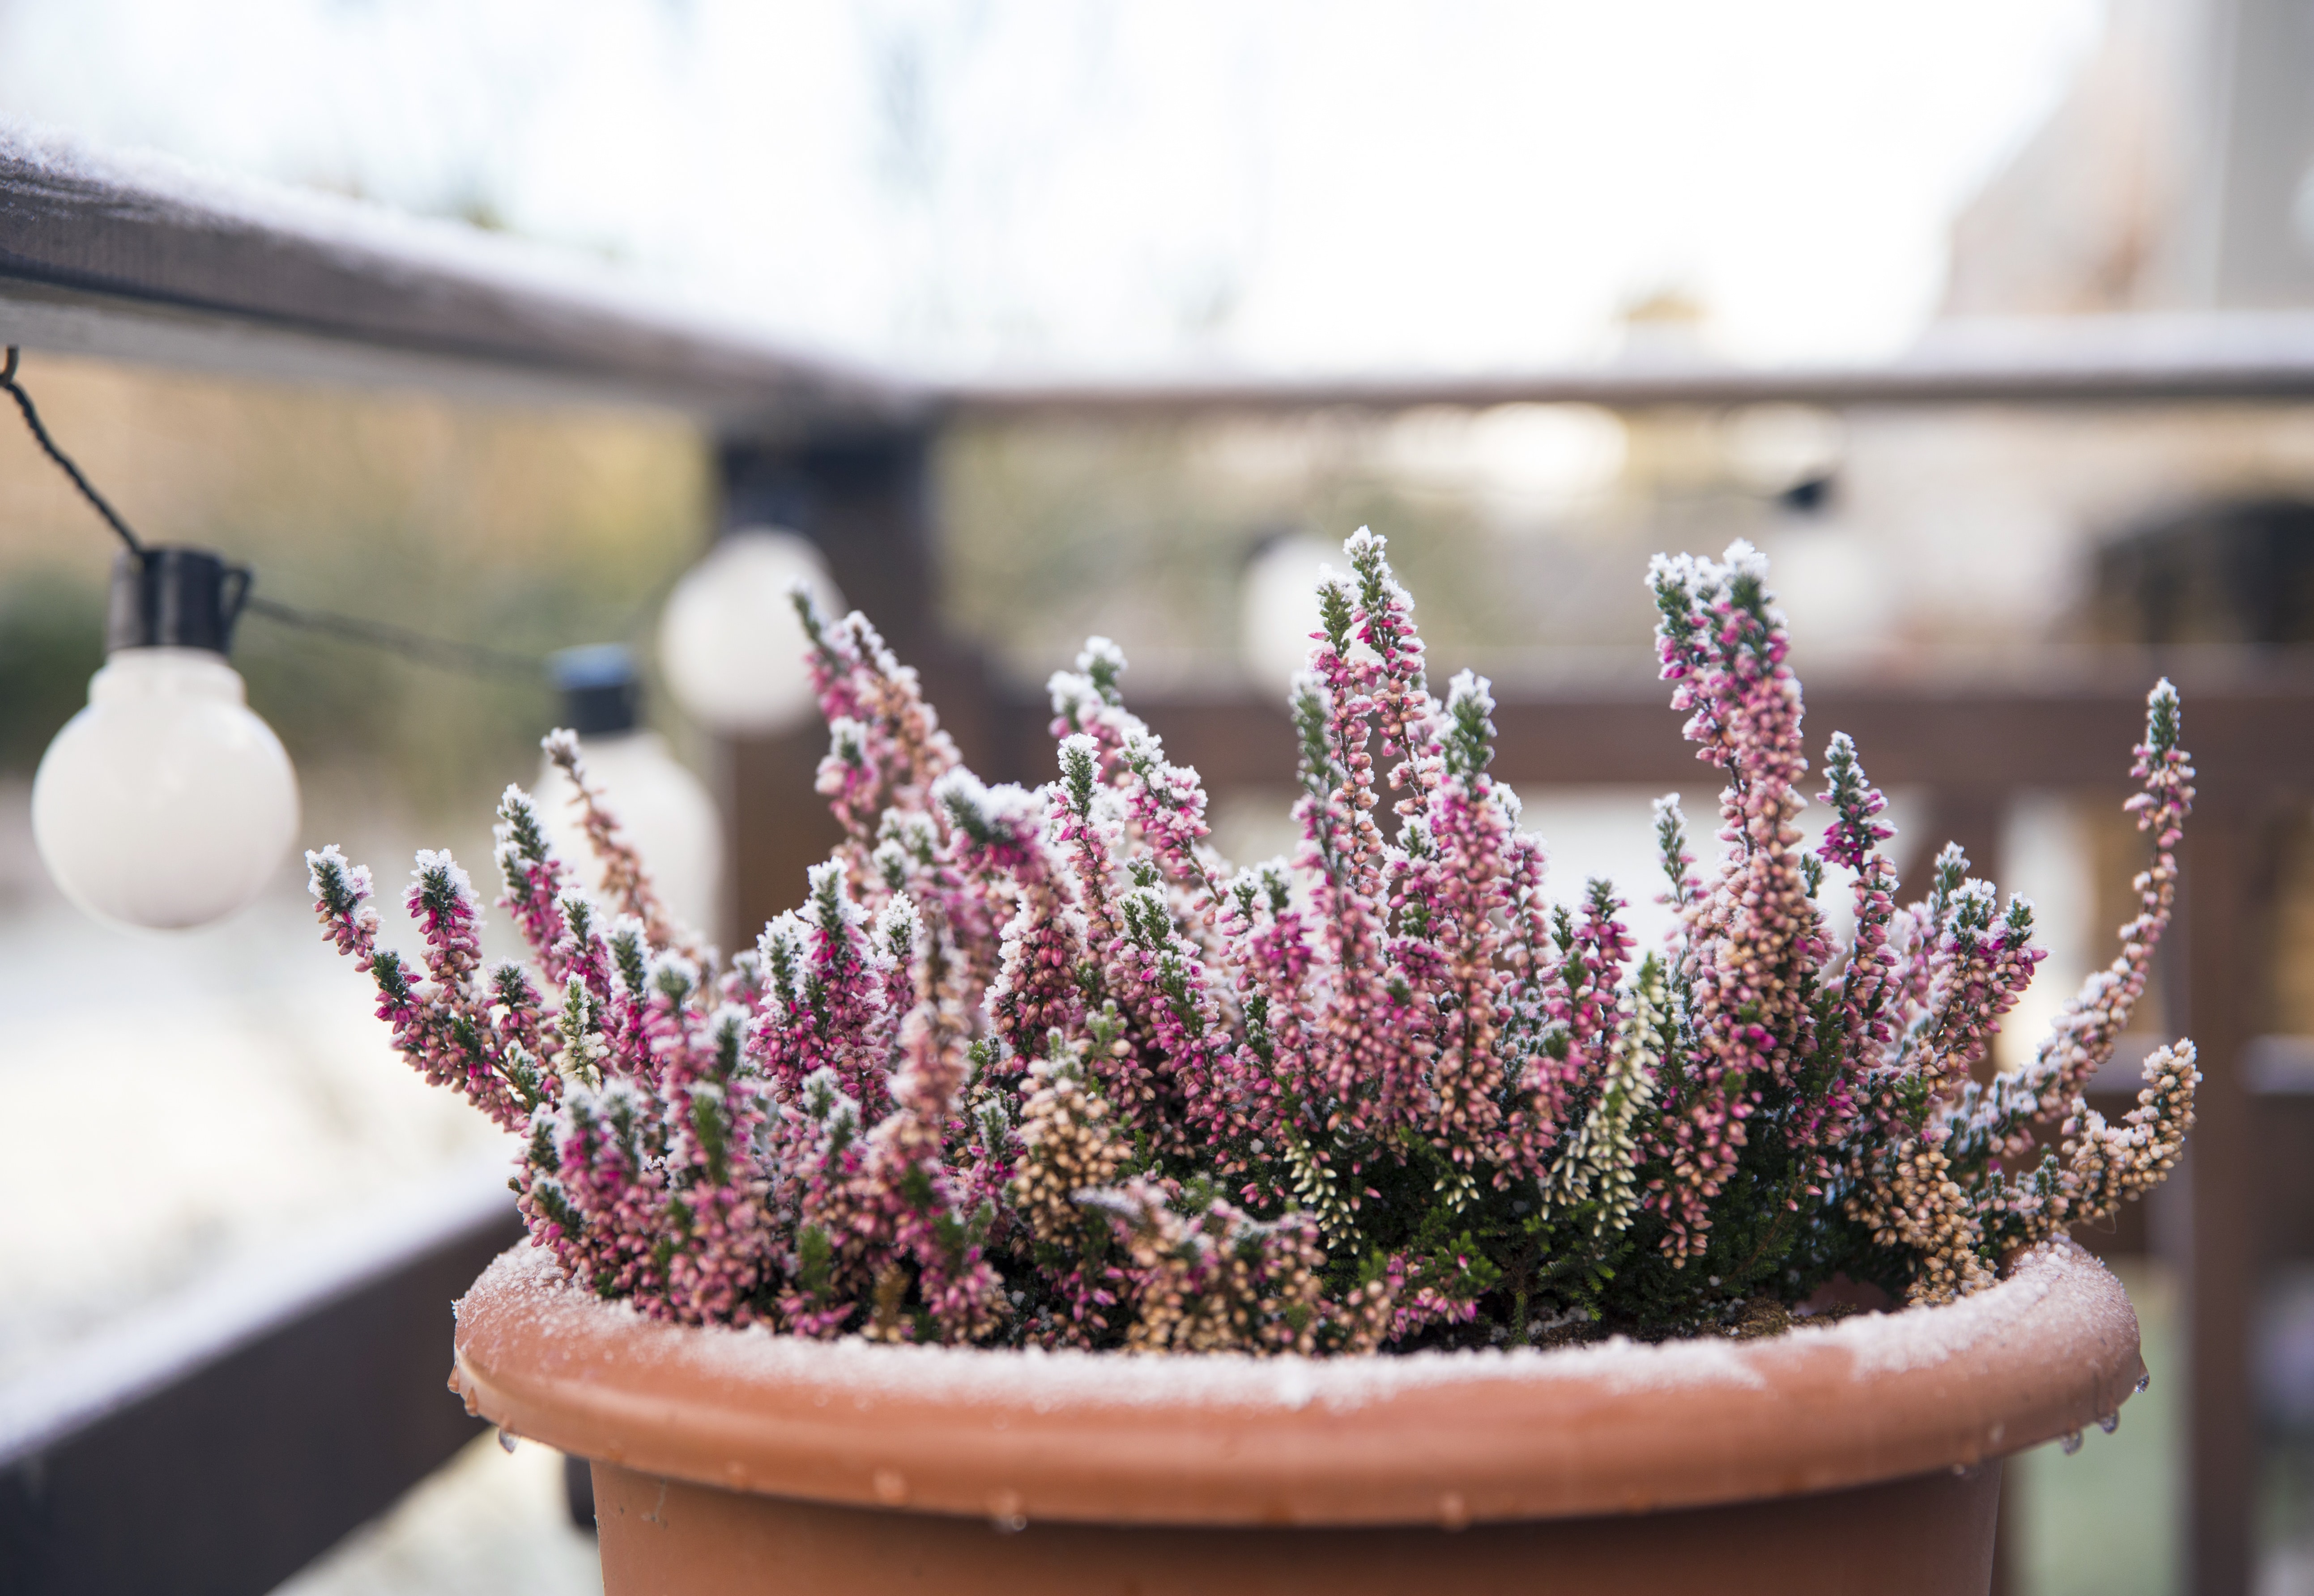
[452,1237,2143,1529]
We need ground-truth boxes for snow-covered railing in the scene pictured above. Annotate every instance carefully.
[13,135,2314,427]
[952,310,2314,416]
[0,132,920,424]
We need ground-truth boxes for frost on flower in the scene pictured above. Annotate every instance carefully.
[309,531,2196,1346]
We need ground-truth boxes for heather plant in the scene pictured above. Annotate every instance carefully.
[309,532,2196,1351]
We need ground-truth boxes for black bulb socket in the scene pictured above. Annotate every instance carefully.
[105,546,251,655]
[551,644,642,736]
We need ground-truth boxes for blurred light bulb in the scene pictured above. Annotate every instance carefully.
[537,733,724,938]
[34,549,298,930]
[1755,527,1893,654]
[1240,534,1337,692]
[1466,404,1627,507]
[1377,405,1624,515]
[1725,405,1845,498]
[541,645,725,938]
[658,528,844,735]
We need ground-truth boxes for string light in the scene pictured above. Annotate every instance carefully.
[1239,532,1336,692]
[33,545,300,929]
[657,526,843,735]
[535,645,725,936]
[4,345,762,932]
[5,347,300,929]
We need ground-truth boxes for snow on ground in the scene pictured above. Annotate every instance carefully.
[0,773,594,1591]
[0,779,511,1383]
[274,1434,601,1596]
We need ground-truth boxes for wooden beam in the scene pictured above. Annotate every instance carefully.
[19,143,2314,426]
[2182,804,2273,1596]
[1086,672,2314,798]
[0,146,918,426]
[944,313,2314,415]
[0,1160,522,1596]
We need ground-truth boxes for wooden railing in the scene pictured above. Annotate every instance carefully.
[9,139,2314,1594]
[0,1161,521,1596]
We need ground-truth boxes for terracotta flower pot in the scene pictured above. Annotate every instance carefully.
[452,1238,2144,1596]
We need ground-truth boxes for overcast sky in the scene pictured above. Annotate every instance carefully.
[0,0,2104,372]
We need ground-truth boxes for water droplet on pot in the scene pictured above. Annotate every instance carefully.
[874,1468,909,1505]
[1437,1492,1470,1532]
[498,1430,519,1454]
[989,1488,1027,1534]
[2060,1430,2084,1456]
[2137,1371,2152,1394]
[2099,1411,2121,1434]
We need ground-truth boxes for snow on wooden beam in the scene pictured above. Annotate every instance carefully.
[0,134,920,428]
[946,312,2314,416]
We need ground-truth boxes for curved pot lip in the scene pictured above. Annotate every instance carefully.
[452,1238,2144,1530]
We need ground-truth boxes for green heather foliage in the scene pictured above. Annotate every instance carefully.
[311,533,2196,1350]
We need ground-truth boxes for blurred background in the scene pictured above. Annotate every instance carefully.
[4,2,2314,1592]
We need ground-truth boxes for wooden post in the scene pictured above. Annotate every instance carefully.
[2183,798,2266,1596]
[1917,788,2006,890]
[716,423,1010,945]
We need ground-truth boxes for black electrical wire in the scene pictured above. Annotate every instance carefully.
[1,345,146,558]
[3,344,551,681]
[239,596,545,678]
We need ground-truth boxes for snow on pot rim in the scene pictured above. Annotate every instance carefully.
[451,1236,2143,1530]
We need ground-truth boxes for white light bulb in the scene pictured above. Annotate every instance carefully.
[33,647,299,929]
[1379,404,1626,511]
[658,528,844,735]
[537,731,725,940]
[1725,405,1845,497]
[1465,404,1627,507]
[1240,535,1338,692]
[1754,526,1893,655]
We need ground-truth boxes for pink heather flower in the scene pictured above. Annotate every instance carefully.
[1646,543,1825,1259]
[311,537,2199,1346]
[493,787,582,987]
[749,861,899,1117]
[1953,680,2195,1174]
[1394,672,1524,1169]
[1817,736,1902,1072]
[1498,831,1576,1175]
[1342,528,1436,805]
[307,846,544,1132]
[1048,636,1138,785]
[794,595,961,884]
[541,732,701,962]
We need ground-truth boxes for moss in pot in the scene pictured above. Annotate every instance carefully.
[309,533,2194,1595]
